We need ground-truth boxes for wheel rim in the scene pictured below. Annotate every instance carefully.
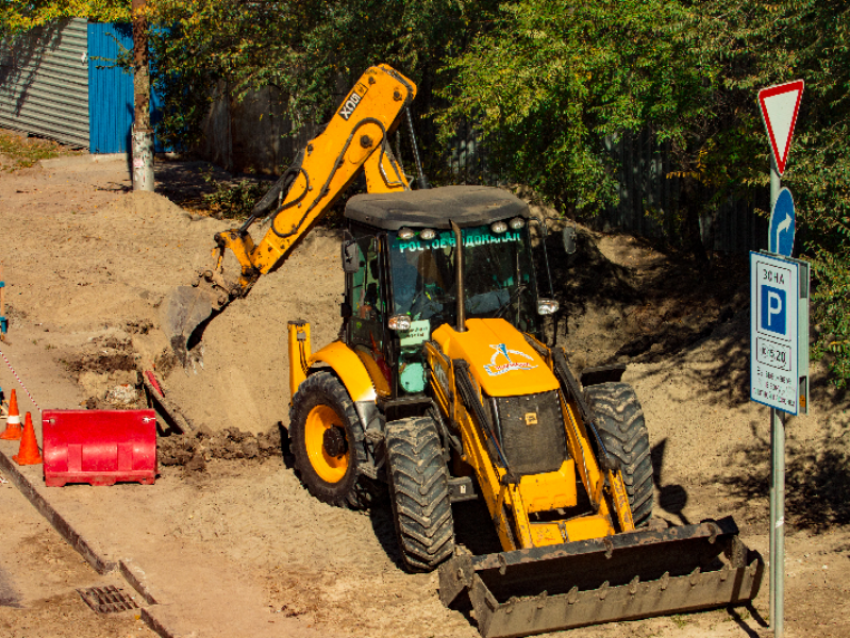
[304,405,350,483]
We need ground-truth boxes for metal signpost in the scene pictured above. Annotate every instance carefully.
[754,80,806,638]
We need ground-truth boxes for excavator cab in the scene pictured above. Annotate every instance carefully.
[340,186,555,401]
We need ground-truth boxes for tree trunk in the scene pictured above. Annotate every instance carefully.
[680,178,709,267]
[132,0,154,191]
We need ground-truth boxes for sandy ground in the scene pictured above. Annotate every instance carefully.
[0,147,848,638]
[0,466,156,638]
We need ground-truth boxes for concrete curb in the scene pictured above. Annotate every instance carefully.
[141,606,183,638]
[0,449,114,574]
[0,446,176,638]
[40,153,128,169]
[120,558,160,605]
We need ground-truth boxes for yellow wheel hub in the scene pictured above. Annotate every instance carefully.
[304,405,350,483]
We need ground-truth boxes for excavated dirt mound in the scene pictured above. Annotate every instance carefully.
[157,424,282,469]
[161,229,344,435]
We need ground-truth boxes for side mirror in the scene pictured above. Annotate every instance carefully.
[562,226,577,255]
[342,241,360,274]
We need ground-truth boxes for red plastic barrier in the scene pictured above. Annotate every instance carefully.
[42,410,157,487]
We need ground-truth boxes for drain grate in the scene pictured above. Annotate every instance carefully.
[78,585,140,614]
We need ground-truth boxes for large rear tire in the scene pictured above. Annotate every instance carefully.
[386,416,454,571]
[584,382,654,527]
[289,372,374,509]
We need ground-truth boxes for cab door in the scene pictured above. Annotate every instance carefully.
[346,232,392,397]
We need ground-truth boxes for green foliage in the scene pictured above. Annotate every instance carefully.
[438,0,712,216]
[145,0,492,153]
[694,0,850,387]
[0,1,128,35]
[811,249,850,388]
[200,173,265,220]
[442,0,850,387]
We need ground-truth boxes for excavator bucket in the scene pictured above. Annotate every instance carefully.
[439,517,763,638]
[160,285,220,365]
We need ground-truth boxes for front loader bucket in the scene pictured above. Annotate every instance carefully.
[439,517,763,638]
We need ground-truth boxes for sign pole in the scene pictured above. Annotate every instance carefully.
[768,154,785,638]
[772,408,785,638]
[758,80,804,638]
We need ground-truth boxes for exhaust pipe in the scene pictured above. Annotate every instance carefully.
[451,220,466,333]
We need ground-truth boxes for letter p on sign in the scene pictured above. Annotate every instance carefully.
[761,286,786,335]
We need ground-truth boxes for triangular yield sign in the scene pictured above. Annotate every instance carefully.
[758,80,804,175]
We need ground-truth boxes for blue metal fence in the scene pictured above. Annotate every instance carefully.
[87,22,169,154]
[87,22,133,154]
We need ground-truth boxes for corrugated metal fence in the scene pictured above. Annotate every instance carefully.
[0,18,89,148]
[0,20,164,154]
[445,126,767,254]
[87,22,133,154]
[601,130,768,253]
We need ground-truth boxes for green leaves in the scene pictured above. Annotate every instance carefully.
[811,248,850,388]
[438,0,850,387]
[142,0,484,149]
[439,0,710,217]
[0,1,129,35]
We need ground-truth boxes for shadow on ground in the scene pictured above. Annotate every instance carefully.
[719,419,850,531]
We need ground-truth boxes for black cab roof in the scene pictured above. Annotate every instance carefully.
[344,185,530,230]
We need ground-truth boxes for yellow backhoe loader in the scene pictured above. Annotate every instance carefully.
[165,65,763,637]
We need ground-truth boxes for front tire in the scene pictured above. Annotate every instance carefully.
[386,416,454,571]
[289,372,373,509]
[584,382,654,527]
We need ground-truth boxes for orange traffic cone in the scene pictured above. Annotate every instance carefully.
[0,389,22,440]
[13,412,42,465]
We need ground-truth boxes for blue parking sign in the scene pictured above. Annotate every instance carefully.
[760,285,786,335]
[751,251,809,415]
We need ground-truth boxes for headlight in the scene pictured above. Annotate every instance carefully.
[398,227,415,240]
[420,228,436,240]
[388,314,412,331]
[509,217,525,230]
[491,221,508,234]
[537,299,559,315]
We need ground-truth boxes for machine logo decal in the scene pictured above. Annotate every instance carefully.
[339,84,368,121]
[483,344,537,376]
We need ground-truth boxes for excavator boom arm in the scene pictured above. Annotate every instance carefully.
[162,65,416,363]
[221,64,416,290]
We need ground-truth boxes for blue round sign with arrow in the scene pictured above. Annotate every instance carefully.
[769,187,795,257]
